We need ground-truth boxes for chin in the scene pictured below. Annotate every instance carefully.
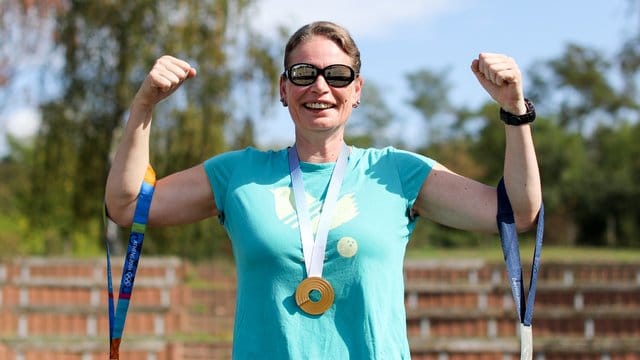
[305,119,343,131]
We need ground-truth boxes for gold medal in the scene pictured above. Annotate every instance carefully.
[295,277,335,315]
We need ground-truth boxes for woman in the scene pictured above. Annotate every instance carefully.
[105,21,541,359]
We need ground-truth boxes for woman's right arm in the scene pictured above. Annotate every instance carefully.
[105,56,217,227]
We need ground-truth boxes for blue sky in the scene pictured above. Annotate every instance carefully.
[248,0,636,148]
[0,0,636,155]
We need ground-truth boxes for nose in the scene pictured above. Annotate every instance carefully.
[309,73,331,92]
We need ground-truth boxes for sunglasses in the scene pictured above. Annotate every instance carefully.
[284,63,357,88]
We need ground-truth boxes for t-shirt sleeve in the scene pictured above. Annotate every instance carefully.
[389,147,436,213]
[203,149,246,221]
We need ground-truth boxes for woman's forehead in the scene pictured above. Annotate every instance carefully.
[287,36,352,67]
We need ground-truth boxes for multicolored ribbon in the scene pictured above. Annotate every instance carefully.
[105,165,156,359]
[496,178,544,360]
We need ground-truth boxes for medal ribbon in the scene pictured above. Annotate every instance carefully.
[496,178,544,360]
[105,165,156,360]
[288,144,349,278]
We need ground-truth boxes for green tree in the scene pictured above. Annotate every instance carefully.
[530,44,637,132]
[528,41,640,246]
[22,1,279,258]
[522,116,588,245]
[405,68,495,248]
[0,1,61,254]
[0,1,58,112]
[571,123,640,246]
[405,67,454,145]
[346,80,395,148]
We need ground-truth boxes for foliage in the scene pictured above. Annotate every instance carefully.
[2,1,640,258]
[0,1,59,111]
[346,79,394,147]
[0,153,24,256]
[406,244,640,263]
[2,0,279,258]
[406,41,640,248]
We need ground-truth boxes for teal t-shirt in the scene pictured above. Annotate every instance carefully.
[203,146,434,359]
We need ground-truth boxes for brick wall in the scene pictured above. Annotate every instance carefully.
[404,259,640,360]
[0,257,184,360]
[0,257,639,359]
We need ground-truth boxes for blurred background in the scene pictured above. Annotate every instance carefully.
[0,0,639,359]
[2,0,640,256]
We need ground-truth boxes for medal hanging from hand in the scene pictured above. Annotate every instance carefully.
[496,178,544,360]
[288,144,349,315]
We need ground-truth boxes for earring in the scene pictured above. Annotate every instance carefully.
[280,98,288,107]
[352,100,360,109]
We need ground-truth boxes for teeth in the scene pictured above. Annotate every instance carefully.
[305,102,332,109]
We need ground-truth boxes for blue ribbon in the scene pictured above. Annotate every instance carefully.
[496,178,544,327]
[105,167,155,359]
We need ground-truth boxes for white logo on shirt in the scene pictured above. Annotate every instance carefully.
[271,187,359,233]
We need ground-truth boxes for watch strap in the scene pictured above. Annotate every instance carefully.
[500,98,536,126]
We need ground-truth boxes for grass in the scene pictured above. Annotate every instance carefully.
[406,243,640,263]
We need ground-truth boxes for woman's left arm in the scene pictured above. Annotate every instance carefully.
[473,53,541,230]
[502,121,542,231]
[413,53,541,232]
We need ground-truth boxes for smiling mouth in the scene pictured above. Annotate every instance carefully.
[304,102,334,110]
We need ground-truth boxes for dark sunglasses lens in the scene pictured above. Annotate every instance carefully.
[324,65,354,87]
[289,64,317,86]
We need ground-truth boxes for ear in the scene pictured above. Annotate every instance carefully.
[279,74,287,103]
[354,75,364,102]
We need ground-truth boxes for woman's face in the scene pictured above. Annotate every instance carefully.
[280,35,363,137]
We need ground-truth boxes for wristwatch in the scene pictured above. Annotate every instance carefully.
[500,98,536,126]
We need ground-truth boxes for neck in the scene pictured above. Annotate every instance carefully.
[294,131,345,163]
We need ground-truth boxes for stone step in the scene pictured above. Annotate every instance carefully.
[0,311,182,338]
[0,336,171,360]
[5,257,183,280]
[404,260,640,285]
[178,341,232,360]
[409,336,640,359]
[405,285,640,310]
[187,288,236,309]
[406,280,640,291]
[407,310,640,339]
[186,315,235,336]
[2,258,639,360]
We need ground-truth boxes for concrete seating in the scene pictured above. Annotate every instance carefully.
[404,260,640,360]
[0,257,638,359]
[0,257,183,360]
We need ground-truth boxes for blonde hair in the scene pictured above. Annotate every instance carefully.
[284,21,361,73]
